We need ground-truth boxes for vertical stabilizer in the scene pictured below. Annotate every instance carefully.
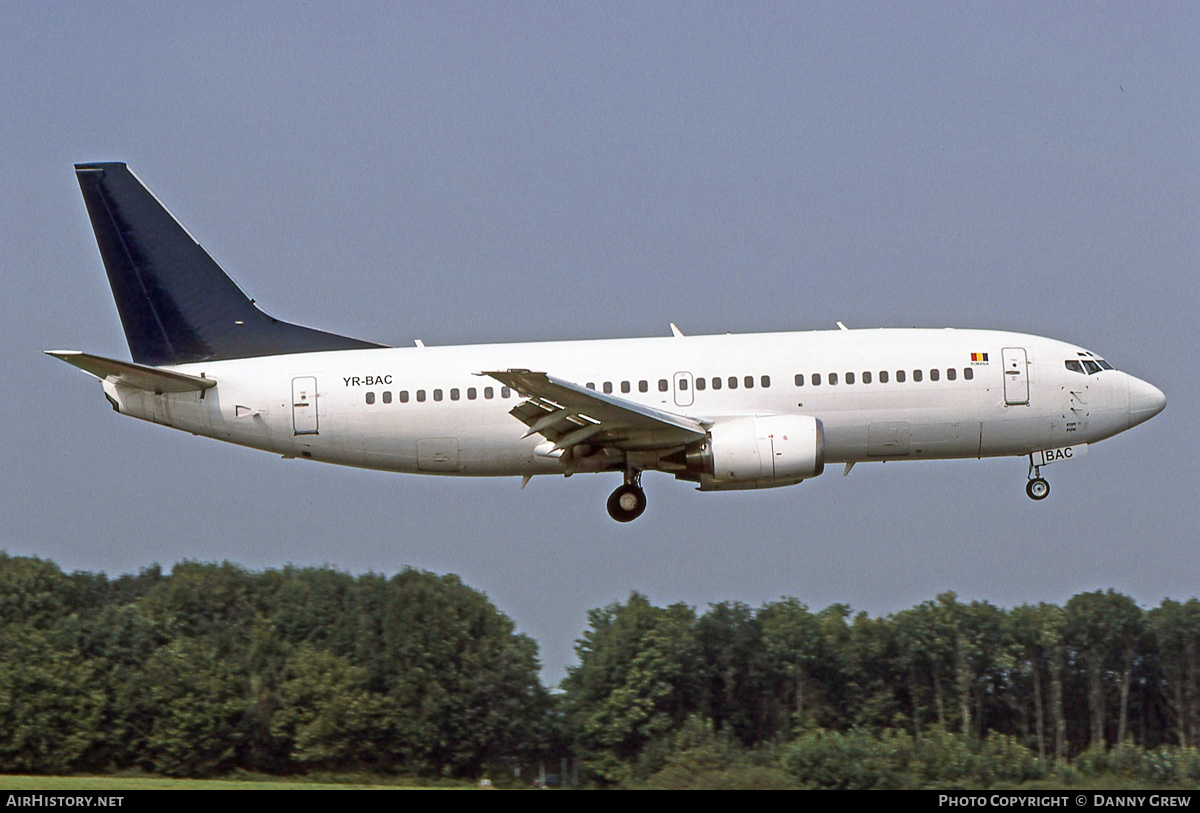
[75,163,382,366]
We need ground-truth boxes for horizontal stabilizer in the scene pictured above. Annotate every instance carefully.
[44,350,216,394]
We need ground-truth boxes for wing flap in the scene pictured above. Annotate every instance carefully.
[482,369,706,451]
[45,350,216,394]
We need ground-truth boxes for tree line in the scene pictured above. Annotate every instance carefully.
[1,552,1198,787]
[563,591,1200,785]
[0,553,549,777]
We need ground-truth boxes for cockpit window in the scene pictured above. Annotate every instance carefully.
[1067,356,1115,375]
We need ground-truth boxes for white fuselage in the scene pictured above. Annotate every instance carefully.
[99,327,1158,486]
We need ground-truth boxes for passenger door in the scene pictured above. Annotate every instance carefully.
[1001,348,1029,406]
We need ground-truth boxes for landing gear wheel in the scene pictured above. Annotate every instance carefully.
[607,484,647,522]
[1026,478,1050,501]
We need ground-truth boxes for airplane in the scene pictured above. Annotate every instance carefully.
[48,163,1167,522]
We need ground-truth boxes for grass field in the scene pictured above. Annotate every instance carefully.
[0,774,481,790]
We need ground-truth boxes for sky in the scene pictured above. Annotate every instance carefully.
[1,2,1196,683]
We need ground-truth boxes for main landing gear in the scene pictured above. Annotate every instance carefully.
[607,470,647,522]
[1025,462,1050,501]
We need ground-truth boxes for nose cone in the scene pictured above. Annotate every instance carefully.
[1128,375,1166,428]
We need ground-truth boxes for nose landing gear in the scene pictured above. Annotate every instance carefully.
[607,470,647,522]
[1025,462,1050,501]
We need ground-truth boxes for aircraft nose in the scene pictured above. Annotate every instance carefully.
[1127,375,1166,428]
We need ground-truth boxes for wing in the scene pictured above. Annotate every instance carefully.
[482,369,706,452]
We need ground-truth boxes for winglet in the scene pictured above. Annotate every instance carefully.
[670,323,684,338]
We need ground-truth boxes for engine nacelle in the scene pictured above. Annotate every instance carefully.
[685,415,825,491]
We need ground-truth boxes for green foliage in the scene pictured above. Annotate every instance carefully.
[633,716,795,789]
[1072,744,1110,778]
[0,553,549,779]
[562,593,702,782]
[781,728,913,789]
[137,637,247,777]
[561,586,1200,786]
[3,550,1200,788]
[776,729,1045,789]
[970,734,1045,785]
[269,645,393,770]
[0,627,103,772]
[1104,742,1200,785]
[372,568,549,775]
[0,553,84,629]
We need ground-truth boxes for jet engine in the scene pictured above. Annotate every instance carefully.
[679,414,825,491]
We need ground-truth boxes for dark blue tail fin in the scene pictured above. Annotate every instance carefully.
[75,163,383,366]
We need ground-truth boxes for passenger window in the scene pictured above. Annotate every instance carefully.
[679,378,689,391]
[913,370,922,382]
[382,391,392,404]
[603,382,613,394]
[695,378,706,391]
[621,381,631,393]
[744,375,754,389]
[829,372,838,385]
[728,376,738,390]
[712,377,722,390]
[812,373,822,386]
[845,372,855,385]
[963,368,973,380]
[587,382,596,390]
[417,389,427,402]
[947,368,956,381]
[450,388,460,401]
[862,371,872,384]
[795,374,804,387]
[399,390,410,403]
[658,379,669,392]
[484,387,494,399]
[639,380,648,393]
[501,387,512,399]
[896,370,906,383]
[365,391,376,405]
[761,375,770,388]
[433,389,443,402]
[880,371,888,383]
[930,369,939,382]
[467,387,477,400]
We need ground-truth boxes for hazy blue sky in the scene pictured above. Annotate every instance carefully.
[2,2,1195,681]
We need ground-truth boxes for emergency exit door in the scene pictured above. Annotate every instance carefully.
[673,371,694,407]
